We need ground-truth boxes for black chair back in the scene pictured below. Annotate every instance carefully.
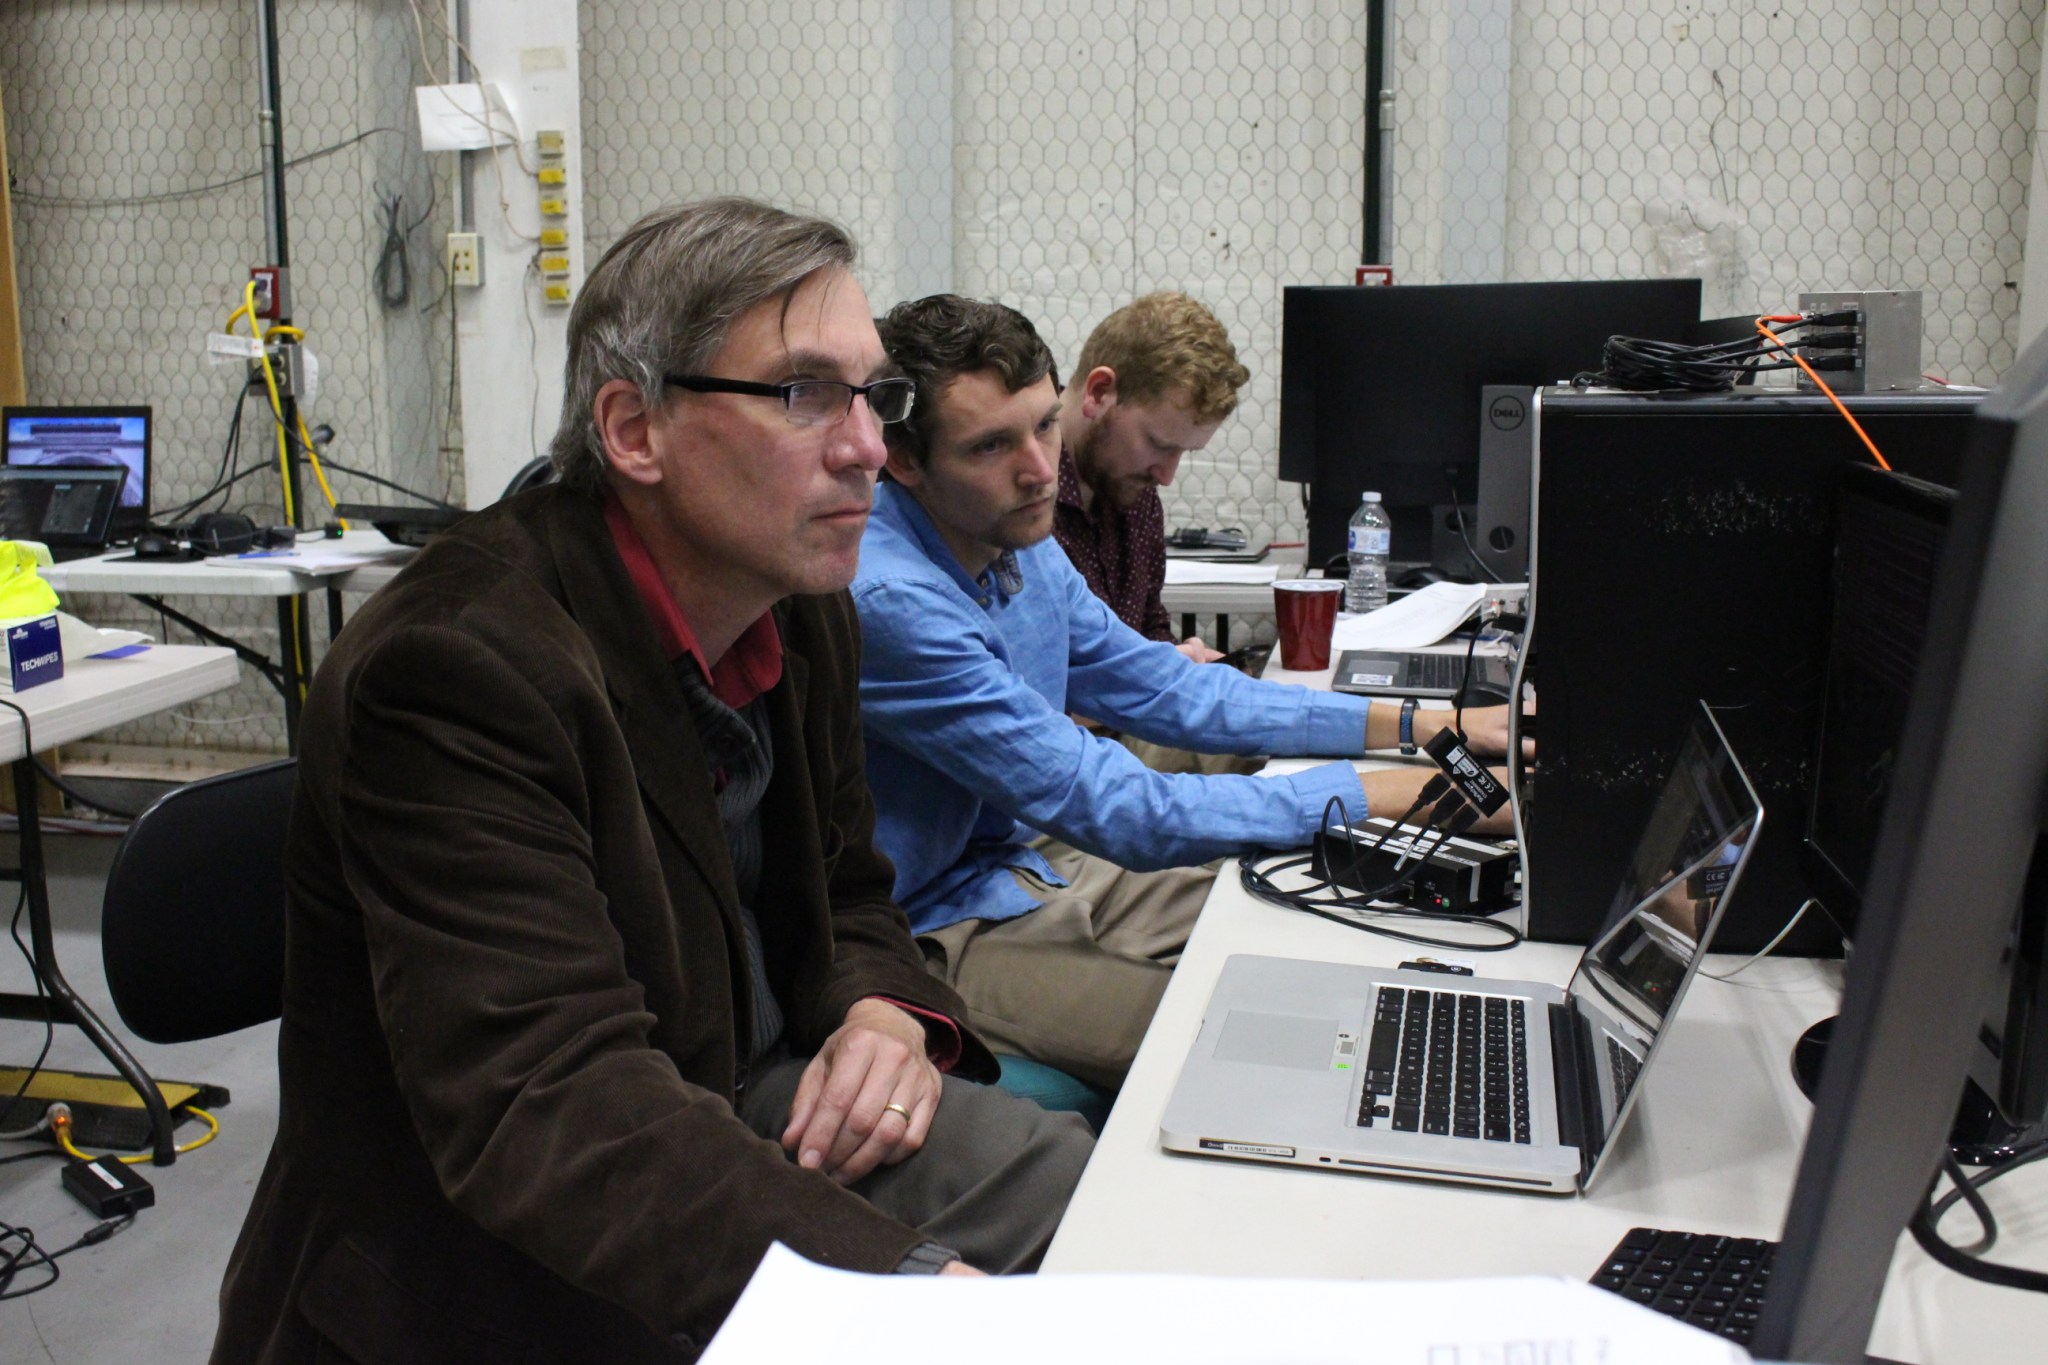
[100,759,296,1044]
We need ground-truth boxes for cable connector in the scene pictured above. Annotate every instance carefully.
[1804,355,1859,371]
[1802,309,1860,327]
[48,1103,84,1161]
[1800,331,1861,349]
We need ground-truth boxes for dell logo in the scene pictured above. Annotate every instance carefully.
[1488,395,1527,430]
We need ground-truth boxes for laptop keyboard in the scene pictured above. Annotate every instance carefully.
[1605,1034,1643,1110]
[1592,1227,1777,1346]
[1357,985,1531,1143]
[1406,654,1469,691]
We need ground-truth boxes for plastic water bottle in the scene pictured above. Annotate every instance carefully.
[1346,491,1391,613]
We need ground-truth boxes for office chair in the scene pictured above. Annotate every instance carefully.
[97,757,1120,1135]
[100,759,296,1044]
[992,1056,1114,1133]
[499,457,558,502]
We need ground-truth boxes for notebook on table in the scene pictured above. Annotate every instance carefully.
[1160,701,1763,1195]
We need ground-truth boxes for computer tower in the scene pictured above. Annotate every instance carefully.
[1519,387,1977,954]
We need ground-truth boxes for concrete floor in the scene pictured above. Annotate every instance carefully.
[0,831,278,1363]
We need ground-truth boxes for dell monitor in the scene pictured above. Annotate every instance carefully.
[1752,333,2048,1362]
[1278,279,1702,567]
[2,405,152,535]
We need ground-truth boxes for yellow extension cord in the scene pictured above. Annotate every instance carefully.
[50,1104,218,1165]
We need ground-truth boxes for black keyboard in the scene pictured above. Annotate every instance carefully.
[1357,985,1531,1143]
[1591,1227,1777,1345]
[1605,1034,1643,1109]
[1408,654,1469,690]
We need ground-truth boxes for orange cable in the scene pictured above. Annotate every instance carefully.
[1756,319,1892,471]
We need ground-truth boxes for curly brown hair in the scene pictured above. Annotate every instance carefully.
[1073,292,1249,423]
[875,294,1060,464]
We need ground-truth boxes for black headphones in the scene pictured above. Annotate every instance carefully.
[185,514,297,555]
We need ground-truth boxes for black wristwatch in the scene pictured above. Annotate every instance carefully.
[1398,697,1419,755]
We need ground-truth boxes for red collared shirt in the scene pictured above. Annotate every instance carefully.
[603,493,783,707]
[1052,446,1175,642]
[601,492,961,1071]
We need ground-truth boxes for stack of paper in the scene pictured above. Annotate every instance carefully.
[1331,580,1526,652]
[701,1244,1747,1364]
[1162,560,1283,586]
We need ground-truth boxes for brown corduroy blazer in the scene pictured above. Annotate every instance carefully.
[212,485,993,1363]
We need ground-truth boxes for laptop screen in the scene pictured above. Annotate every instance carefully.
[0,466,127,552]
[2,407,151,527]
[1564,702,1764,1183]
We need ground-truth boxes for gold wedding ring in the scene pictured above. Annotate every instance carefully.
[883,1101,913,1122]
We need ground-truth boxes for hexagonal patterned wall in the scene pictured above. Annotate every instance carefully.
[585,0,2037,624]
[2,0,456,757]
[582,0,1369,592]
[4,0,2041,735]
[1399,0,2039,386]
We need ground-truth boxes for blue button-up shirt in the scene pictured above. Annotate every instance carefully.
[852,481,1375,935]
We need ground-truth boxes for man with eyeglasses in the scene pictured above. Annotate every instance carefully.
[214,203,1089,1365]
[852,295,1517,1092]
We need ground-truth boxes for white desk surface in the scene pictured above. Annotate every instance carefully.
[1043,666,2048,1363]
[0,645,239,762]
[1158,562,1303,617]
[42,530,412,597]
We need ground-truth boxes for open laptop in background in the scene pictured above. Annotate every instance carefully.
[334,502,468,548]
[2,406,152,538]
[1161,701,1763,1195]
[1332,648,1515,701]
[0,466,129,561]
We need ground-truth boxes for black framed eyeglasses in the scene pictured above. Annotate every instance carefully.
[663,373,916,427]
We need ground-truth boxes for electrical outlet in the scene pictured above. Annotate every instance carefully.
[249,265,287,319]
[447,232,483,288]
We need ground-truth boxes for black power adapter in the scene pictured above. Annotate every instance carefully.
[61,1155,155,1219]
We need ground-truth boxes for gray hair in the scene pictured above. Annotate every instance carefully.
[546,198,857,491]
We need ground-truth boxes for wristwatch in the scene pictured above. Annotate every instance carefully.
[1398,697,1419,755]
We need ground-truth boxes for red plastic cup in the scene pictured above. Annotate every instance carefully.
[1272,579,1345,671]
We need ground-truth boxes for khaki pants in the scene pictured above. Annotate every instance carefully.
[918,835,1219,1090]
[1116,733,1267,776]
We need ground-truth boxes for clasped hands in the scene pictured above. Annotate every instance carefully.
[781,997,941,1188]
[780,999,987,1277]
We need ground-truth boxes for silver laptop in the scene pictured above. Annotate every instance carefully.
[1161,702,1763,1195]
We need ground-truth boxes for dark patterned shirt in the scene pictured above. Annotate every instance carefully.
[1052,446,1174,641]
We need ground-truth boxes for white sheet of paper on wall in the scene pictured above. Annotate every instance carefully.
[415,83,518,151]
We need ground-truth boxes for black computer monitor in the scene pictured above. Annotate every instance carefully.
[1806,463,1956,924]
[2,405,152,534]
[1752,336,2048,1362]
[1278,279,1702,566]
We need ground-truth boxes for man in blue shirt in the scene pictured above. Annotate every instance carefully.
[852,295,1514,1087]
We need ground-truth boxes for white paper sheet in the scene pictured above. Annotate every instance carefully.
[1162,560,1283,586]
[57,611,149,658]
[415,83,518,151]
[1330,580,1526,651]
[202,542,414,576]
[702,1243,1747,1365]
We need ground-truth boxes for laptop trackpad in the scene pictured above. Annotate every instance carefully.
[1214,1011,1338,1071]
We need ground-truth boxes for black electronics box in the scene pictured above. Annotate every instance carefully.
[1312,819,1519,914]
[62,1155,154,1219]
[1522,387,1977,953]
